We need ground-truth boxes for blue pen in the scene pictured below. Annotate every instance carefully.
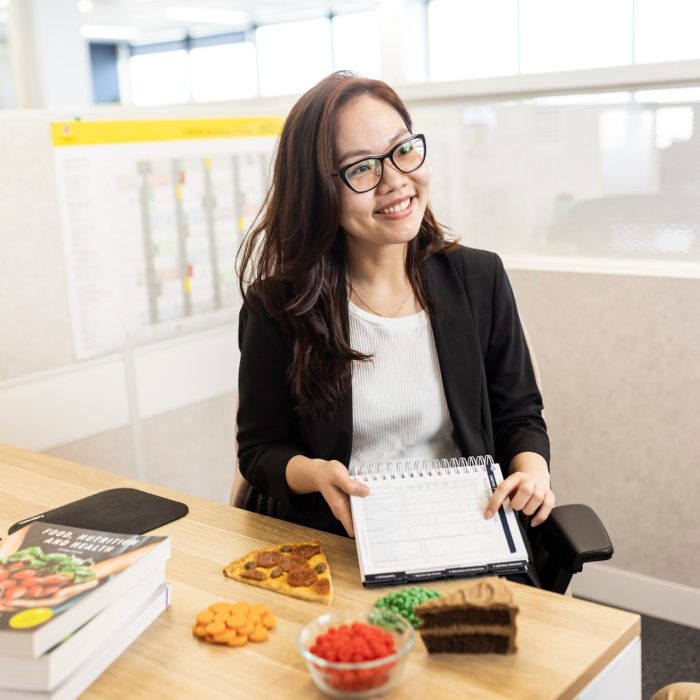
[485,463,517,554]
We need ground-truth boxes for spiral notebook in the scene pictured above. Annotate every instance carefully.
[349,456,528,587]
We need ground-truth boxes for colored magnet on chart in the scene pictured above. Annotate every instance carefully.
[204,157,212,170]
[184,277,191,293]
[176,184,183,200]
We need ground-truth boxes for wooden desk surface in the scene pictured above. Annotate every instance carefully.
[0,444,640,700]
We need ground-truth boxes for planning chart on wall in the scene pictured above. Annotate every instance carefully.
[52,117,282,358]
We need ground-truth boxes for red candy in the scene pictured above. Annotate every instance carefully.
[310,622,398,692]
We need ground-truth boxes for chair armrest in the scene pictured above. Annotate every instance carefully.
[539,504,614,573]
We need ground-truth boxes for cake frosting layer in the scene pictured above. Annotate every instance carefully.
[417,577,517,611]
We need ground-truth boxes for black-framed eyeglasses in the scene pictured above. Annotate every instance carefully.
[332,133,427,194]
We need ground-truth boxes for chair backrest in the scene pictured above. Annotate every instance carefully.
[520,315,544,398]
[229,395,250,508]
[230,459,249,508]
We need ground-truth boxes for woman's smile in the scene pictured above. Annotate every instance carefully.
[375,195,416,219]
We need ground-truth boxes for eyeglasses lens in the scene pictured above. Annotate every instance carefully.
[345,158,383,193]
[345,136,425,193]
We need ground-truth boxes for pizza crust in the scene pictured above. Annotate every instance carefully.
[223,541,333,605]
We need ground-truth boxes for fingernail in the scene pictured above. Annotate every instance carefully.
[484,509,492,519]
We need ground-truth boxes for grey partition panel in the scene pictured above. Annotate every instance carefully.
[510,269,700,588]
[141,392,236,504]
[46,426,136,479]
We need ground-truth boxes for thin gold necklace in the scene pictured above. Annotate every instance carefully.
[350,285,413,318]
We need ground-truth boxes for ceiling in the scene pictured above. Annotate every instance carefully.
[78,0,380,41]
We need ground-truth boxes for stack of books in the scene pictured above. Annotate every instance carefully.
[0,522,171,699]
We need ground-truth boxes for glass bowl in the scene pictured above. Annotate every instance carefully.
[298,608,415,699]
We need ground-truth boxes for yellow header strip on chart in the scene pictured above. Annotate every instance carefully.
[50,117,284,146]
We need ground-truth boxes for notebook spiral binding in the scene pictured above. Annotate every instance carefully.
[348,455,494,480]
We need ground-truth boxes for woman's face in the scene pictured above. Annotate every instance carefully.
[333,95,431,251]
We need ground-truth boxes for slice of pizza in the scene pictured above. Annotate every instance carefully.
[223,541,333,605]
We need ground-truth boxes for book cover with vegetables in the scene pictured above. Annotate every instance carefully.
[0,522,168,634]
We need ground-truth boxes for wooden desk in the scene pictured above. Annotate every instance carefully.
[0,445,640,699]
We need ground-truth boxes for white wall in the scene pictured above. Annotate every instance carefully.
[0,44,16,107]
[9,0,91,108]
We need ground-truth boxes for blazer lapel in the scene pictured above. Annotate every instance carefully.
[425,254,490,458]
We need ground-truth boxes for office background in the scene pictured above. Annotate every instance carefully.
[1,0,698,638]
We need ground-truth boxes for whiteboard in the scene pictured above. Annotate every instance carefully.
[51,116,280,358]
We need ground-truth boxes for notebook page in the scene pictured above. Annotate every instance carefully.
[350,466,527,583]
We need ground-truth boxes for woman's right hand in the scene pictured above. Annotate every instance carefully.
[315,460,370,537]
[286,456,370,537]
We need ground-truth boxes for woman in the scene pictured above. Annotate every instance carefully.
[236,71,554,559]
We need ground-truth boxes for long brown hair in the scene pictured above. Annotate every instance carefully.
[237,71,452,416]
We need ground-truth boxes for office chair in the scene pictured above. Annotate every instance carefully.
[230,321,614,595]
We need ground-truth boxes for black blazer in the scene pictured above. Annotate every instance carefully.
[236,245,549,537]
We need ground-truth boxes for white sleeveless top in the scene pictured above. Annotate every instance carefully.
[348,300,461,468]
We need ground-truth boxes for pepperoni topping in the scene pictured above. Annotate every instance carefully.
[293,544,321,559]
[255,551,283,568]
[287,567,318,587]
[240,569,266,581]
[314,578,331,596]
[279,554,307,572]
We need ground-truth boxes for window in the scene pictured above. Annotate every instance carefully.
[332,11,381,78]
[427,0,700,81]
[519,0,632,73]
[190,42,257,102]
[428,0,518,81]
[89,43,120,104]
[635,0,700,63]
[256,18,333,96]
[129,49,190,106]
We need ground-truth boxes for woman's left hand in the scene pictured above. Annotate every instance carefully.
[484,452,555,527]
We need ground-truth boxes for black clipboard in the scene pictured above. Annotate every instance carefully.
[8,488,189,535]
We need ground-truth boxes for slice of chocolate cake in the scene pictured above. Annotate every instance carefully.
[415,577,518,654]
